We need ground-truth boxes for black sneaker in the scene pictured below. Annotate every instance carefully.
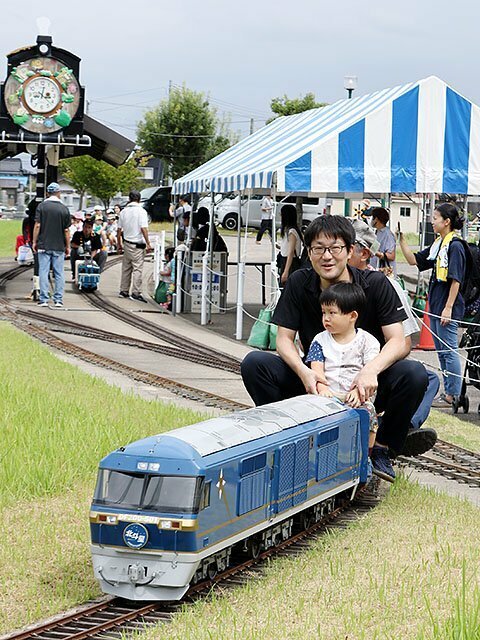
[371,446,395,483]
[130,293,148,303]
[400,428,437,457]
[118,291,129,298]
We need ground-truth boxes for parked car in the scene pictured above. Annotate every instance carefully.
[214,194,328,231]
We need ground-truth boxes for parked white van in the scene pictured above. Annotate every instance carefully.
[214,194,328,231]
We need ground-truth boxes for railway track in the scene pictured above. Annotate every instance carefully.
[399,439,480,487]
[3,486,382,640]
[15,308,241,374]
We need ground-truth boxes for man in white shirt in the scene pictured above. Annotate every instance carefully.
[117,191,152,302]
[256,193,274,244]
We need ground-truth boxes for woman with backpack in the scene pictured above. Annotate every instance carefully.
[276,204,303,287]
[399,203,466,408]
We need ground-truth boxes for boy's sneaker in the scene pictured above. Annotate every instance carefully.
[118,291,129,298]
[400,428,437,457]
[54,301,64,308]
[38,301,49,307]
[130,293,148,303]
[371,446,395,483]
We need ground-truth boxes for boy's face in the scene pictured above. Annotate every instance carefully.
[321,303,357,335]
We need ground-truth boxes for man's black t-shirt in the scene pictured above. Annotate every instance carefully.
[35,198,71,251]
[272,266,407,352]
[72,231,103,252]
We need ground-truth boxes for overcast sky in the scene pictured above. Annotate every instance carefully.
[2,0,479,141]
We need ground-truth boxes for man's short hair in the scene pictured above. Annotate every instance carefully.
[319,282,366,314]
[129,190,141,202]
[83,219,93,226]
[371,207,390,225]
[304,215,355,250]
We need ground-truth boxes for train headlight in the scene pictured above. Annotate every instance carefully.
[160,520,173,529]
[106,515,118,525]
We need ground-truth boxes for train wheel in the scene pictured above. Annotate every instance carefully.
[248,537,262,560]
[463,396,470,414]
[207,562,218,581]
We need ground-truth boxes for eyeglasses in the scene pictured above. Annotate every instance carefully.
[309,244,346,257]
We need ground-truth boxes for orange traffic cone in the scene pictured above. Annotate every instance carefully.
[415,300,435,350]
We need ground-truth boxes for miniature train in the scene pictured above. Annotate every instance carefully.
[89,395,370,601]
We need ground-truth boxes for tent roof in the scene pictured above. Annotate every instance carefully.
[173,76,480,196]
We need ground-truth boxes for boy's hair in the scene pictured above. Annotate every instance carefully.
[319,282,366,314]
[304,214,355,250]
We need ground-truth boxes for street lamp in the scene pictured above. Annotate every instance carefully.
[344,75,358,99]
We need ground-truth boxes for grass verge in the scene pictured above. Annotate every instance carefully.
[0,219,21,257]
[0,323,206,508]
[426,409,480,452]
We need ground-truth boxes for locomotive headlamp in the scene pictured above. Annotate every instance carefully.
[160,520,173,529]
[106,515,118,525]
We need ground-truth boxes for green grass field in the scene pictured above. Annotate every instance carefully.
[0,219,21,257]
[1,323,479,637]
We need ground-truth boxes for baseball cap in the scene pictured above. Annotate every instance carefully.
[73,211,84,221]
[47,182,60,193]
[93,205,103,211]
[351,219,380,255]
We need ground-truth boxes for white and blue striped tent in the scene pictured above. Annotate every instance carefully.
[173,76,480,196]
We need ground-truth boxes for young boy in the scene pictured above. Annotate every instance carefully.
[305,282,387,478]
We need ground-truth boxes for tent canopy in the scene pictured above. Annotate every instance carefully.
[173,76,480,196]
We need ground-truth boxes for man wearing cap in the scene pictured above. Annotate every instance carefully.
[369,207,397,274]
[349,218,439,455]
[32,183,71,308]
[117,190,152,302]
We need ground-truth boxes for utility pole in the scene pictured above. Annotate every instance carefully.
[250,118,254,135]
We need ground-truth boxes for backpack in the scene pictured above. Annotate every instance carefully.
[451,238,480,315]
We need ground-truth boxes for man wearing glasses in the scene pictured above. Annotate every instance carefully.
[241,215,430,481]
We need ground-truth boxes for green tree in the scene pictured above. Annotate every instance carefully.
[59,156,143,210]
[136,85,236,180]
[268,93,327,123]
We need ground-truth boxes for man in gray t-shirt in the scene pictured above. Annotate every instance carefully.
[33,183,71,308]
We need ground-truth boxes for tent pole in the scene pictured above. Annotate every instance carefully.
[271,181,278,303]
[207,191,215,324]
[235,190,244,340]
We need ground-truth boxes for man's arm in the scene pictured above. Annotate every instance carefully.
[64,228,70,258]
[276,326,327,394]
[351,322,409,402]
[141,226,152,250]
[32,221,41,251]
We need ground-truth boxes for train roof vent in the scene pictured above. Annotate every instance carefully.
[168,395,346,457]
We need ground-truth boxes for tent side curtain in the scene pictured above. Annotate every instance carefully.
[173,76,480,196]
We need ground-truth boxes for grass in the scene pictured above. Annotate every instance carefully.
[0,323,206,508]
[0,219,21,257]
[426,410,480,452]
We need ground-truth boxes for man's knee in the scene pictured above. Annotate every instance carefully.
[241,351,271,381]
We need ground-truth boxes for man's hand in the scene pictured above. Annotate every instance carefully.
[146,244,153,253]
[350,366,378,403]
[440,305,452,326]
[65,247,70,258]
[117,244,124,254]
[299,365,328,395]
[32,242,38,252]
[345,387,361,408]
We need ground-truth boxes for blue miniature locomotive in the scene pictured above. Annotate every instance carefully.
[90,395,370,601]
[75,259,100,291]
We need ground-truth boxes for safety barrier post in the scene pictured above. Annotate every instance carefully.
[236,261,245,340]
[201,251,209,325]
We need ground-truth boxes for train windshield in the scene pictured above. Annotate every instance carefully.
[93,470,203,513]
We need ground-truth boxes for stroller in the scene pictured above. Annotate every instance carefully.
[455,306,480,414]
